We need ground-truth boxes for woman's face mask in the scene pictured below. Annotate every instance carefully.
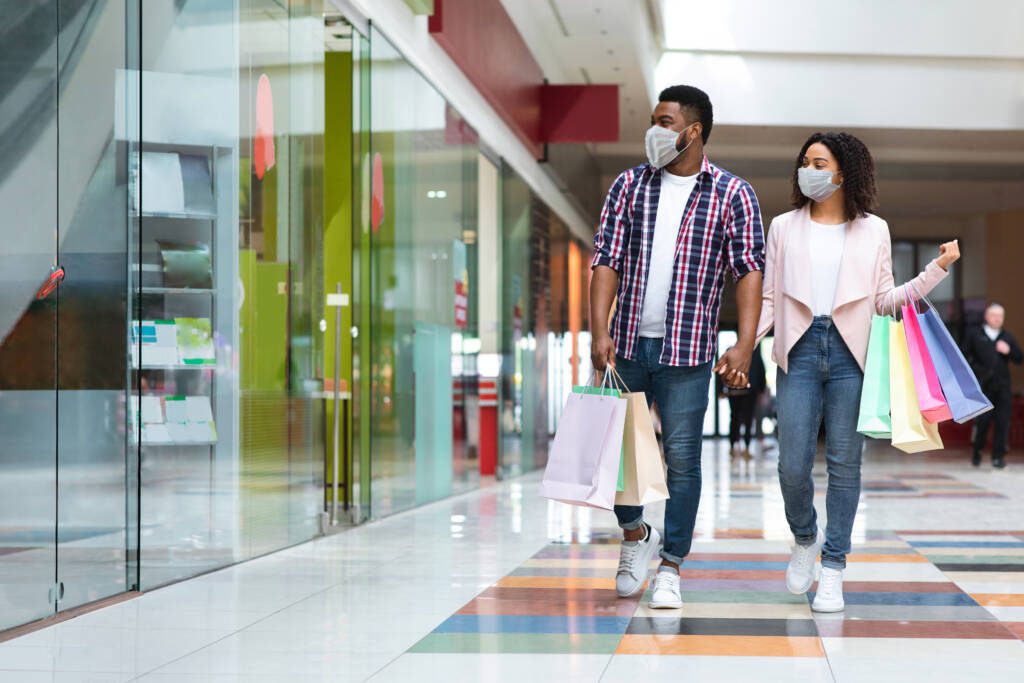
[645,123,696,169]
[797,166,842,202]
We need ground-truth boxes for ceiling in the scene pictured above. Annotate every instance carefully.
[500,0,1024,227]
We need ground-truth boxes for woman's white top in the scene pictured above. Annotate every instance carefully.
[808,219,848,316]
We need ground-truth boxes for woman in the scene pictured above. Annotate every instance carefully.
[755,132,960,612]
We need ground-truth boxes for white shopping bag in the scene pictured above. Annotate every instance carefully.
[540,388,627,510]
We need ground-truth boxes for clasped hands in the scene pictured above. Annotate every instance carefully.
[713,343,754,389]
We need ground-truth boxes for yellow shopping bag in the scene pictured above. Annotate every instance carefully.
[889,319,943,453]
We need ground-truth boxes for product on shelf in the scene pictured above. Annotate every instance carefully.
[157,240,213,289]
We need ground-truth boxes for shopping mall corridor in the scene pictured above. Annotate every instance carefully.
[2,441,1024,682]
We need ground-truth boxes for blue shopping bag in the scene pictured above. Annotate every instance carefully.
[913,301,993,424]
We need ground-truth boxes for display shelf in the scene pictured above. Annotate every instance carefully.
[129,141,225,466]
[132,210,217,220]
[140,287,215,296]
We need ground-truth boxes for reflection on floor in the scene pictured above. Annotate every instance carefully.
[2,440,1024,681]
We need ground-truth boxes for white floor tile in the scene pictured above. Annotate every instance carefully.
[823,637,1024,682]
[370,654,611,683]
[601,655,834,682]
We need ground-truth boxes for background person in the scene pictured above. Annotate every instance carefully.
[722,343,767,458]
[965,303,1023,468]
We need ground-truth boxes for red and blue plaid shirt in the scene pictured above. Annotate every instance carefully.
[592,156,765,367]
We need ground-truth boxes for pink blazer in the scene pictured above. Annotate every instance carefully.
[756,206,948,373]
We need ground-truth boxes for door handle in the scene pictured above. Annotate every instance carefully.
[35,265,65,300]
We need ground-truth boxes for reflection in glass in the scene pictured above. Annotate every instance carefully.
[369,29,479,517]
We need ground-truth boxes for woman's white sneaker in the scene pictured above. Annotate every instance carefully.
[649,568,683,609]
[786,529,824,595]
[615,525,661,597]
[812,566,845,612]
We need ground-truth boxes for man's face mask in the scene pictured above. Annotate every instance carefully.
[797,166,842,202]
[645,123,696,169]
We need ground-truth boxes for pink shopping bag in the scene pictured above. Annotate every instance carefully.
[902,301,952,423]
[540,389,627,510]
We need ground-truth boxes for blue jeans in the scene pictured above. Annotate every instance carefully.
[777,316,865,570]
[613,337,712,564]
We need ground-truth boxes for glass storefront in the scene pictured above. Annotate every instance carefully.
[0,1,572,633]
[499,163,588,478]
[367,28,481,517]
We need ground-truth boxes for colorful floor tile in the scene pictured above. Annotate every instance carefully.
[407,525,1024,670]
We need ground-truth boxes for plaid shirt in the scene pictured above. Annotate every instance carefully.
[592,156,765,367]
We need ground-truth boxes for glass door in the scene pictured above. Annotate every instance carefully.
[56,0,133,612]
[0,0,60,631]
[0,0,134,632]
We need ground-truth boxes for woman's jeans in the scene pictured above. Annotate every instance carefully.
[613,337,712,565]
[777,316,865,570]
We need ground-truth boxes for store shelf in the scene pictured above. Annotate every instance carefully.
[140,287,215,296]
[132,210,217,220]
[135,364,215,371]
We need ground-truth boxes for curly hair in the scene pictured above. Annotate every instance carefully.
[791,131,877,221]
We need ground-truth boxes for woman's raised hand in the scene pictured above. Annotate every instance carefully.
[936,239,960,271]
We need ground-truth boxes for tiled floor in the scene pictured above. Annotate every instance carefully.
[2,440,1024,681]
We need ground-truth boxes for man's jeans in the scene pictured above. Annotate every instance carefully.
[776,316,865,570]
[613,337,712,564]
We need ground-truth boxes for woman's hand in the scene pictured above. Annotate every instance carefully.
[936,239,961,271]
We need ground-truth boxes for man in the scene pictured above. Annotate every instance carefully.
[965,303,1023,468]
[590,85,764,609]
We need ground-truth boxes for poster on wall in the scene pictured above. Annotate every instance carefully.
[453,239,469,330]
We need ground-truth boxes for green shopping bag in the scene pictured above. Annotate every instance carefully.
[572,383,625,492]
[857,314,892,438]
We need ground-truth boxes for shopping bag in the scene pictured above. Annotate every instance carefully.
[541,383,627,510]
[615,392,669,506]
[910,291,993,424]
[857,315,893,438]
[889,319,943,453]
[572,384,625,491]
[902,302,953,423]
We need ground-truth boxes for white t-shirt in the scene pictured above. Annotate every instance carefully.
[985,325,1001,342]
[808,219,848,316]
[639,169,699,337]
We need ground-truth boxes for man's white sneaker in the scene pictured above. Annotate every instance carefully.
[615,525,661,598]
[812,566,845,612]
[649,569,683,609]
[786,528,824,595]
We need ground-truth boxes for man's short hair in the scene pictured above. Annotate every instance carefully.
[658,85,713,144]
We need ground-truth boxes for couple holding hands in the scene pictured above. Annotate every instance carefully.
[590,84,960,612]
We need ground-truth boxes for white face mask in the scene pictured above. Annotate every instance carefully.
[798,166,842,202]
[645,124,695,169]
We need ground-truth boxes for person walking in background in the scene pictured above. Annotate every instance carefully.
[965,303,1023,468]
[755,131,959,612]
[590,84,765,610]
[725,343,767,458]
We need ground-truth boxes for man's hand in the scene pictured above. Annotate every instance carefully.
[592,334,616,371]
[996,340,1011,355]
[714,345,753,388]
